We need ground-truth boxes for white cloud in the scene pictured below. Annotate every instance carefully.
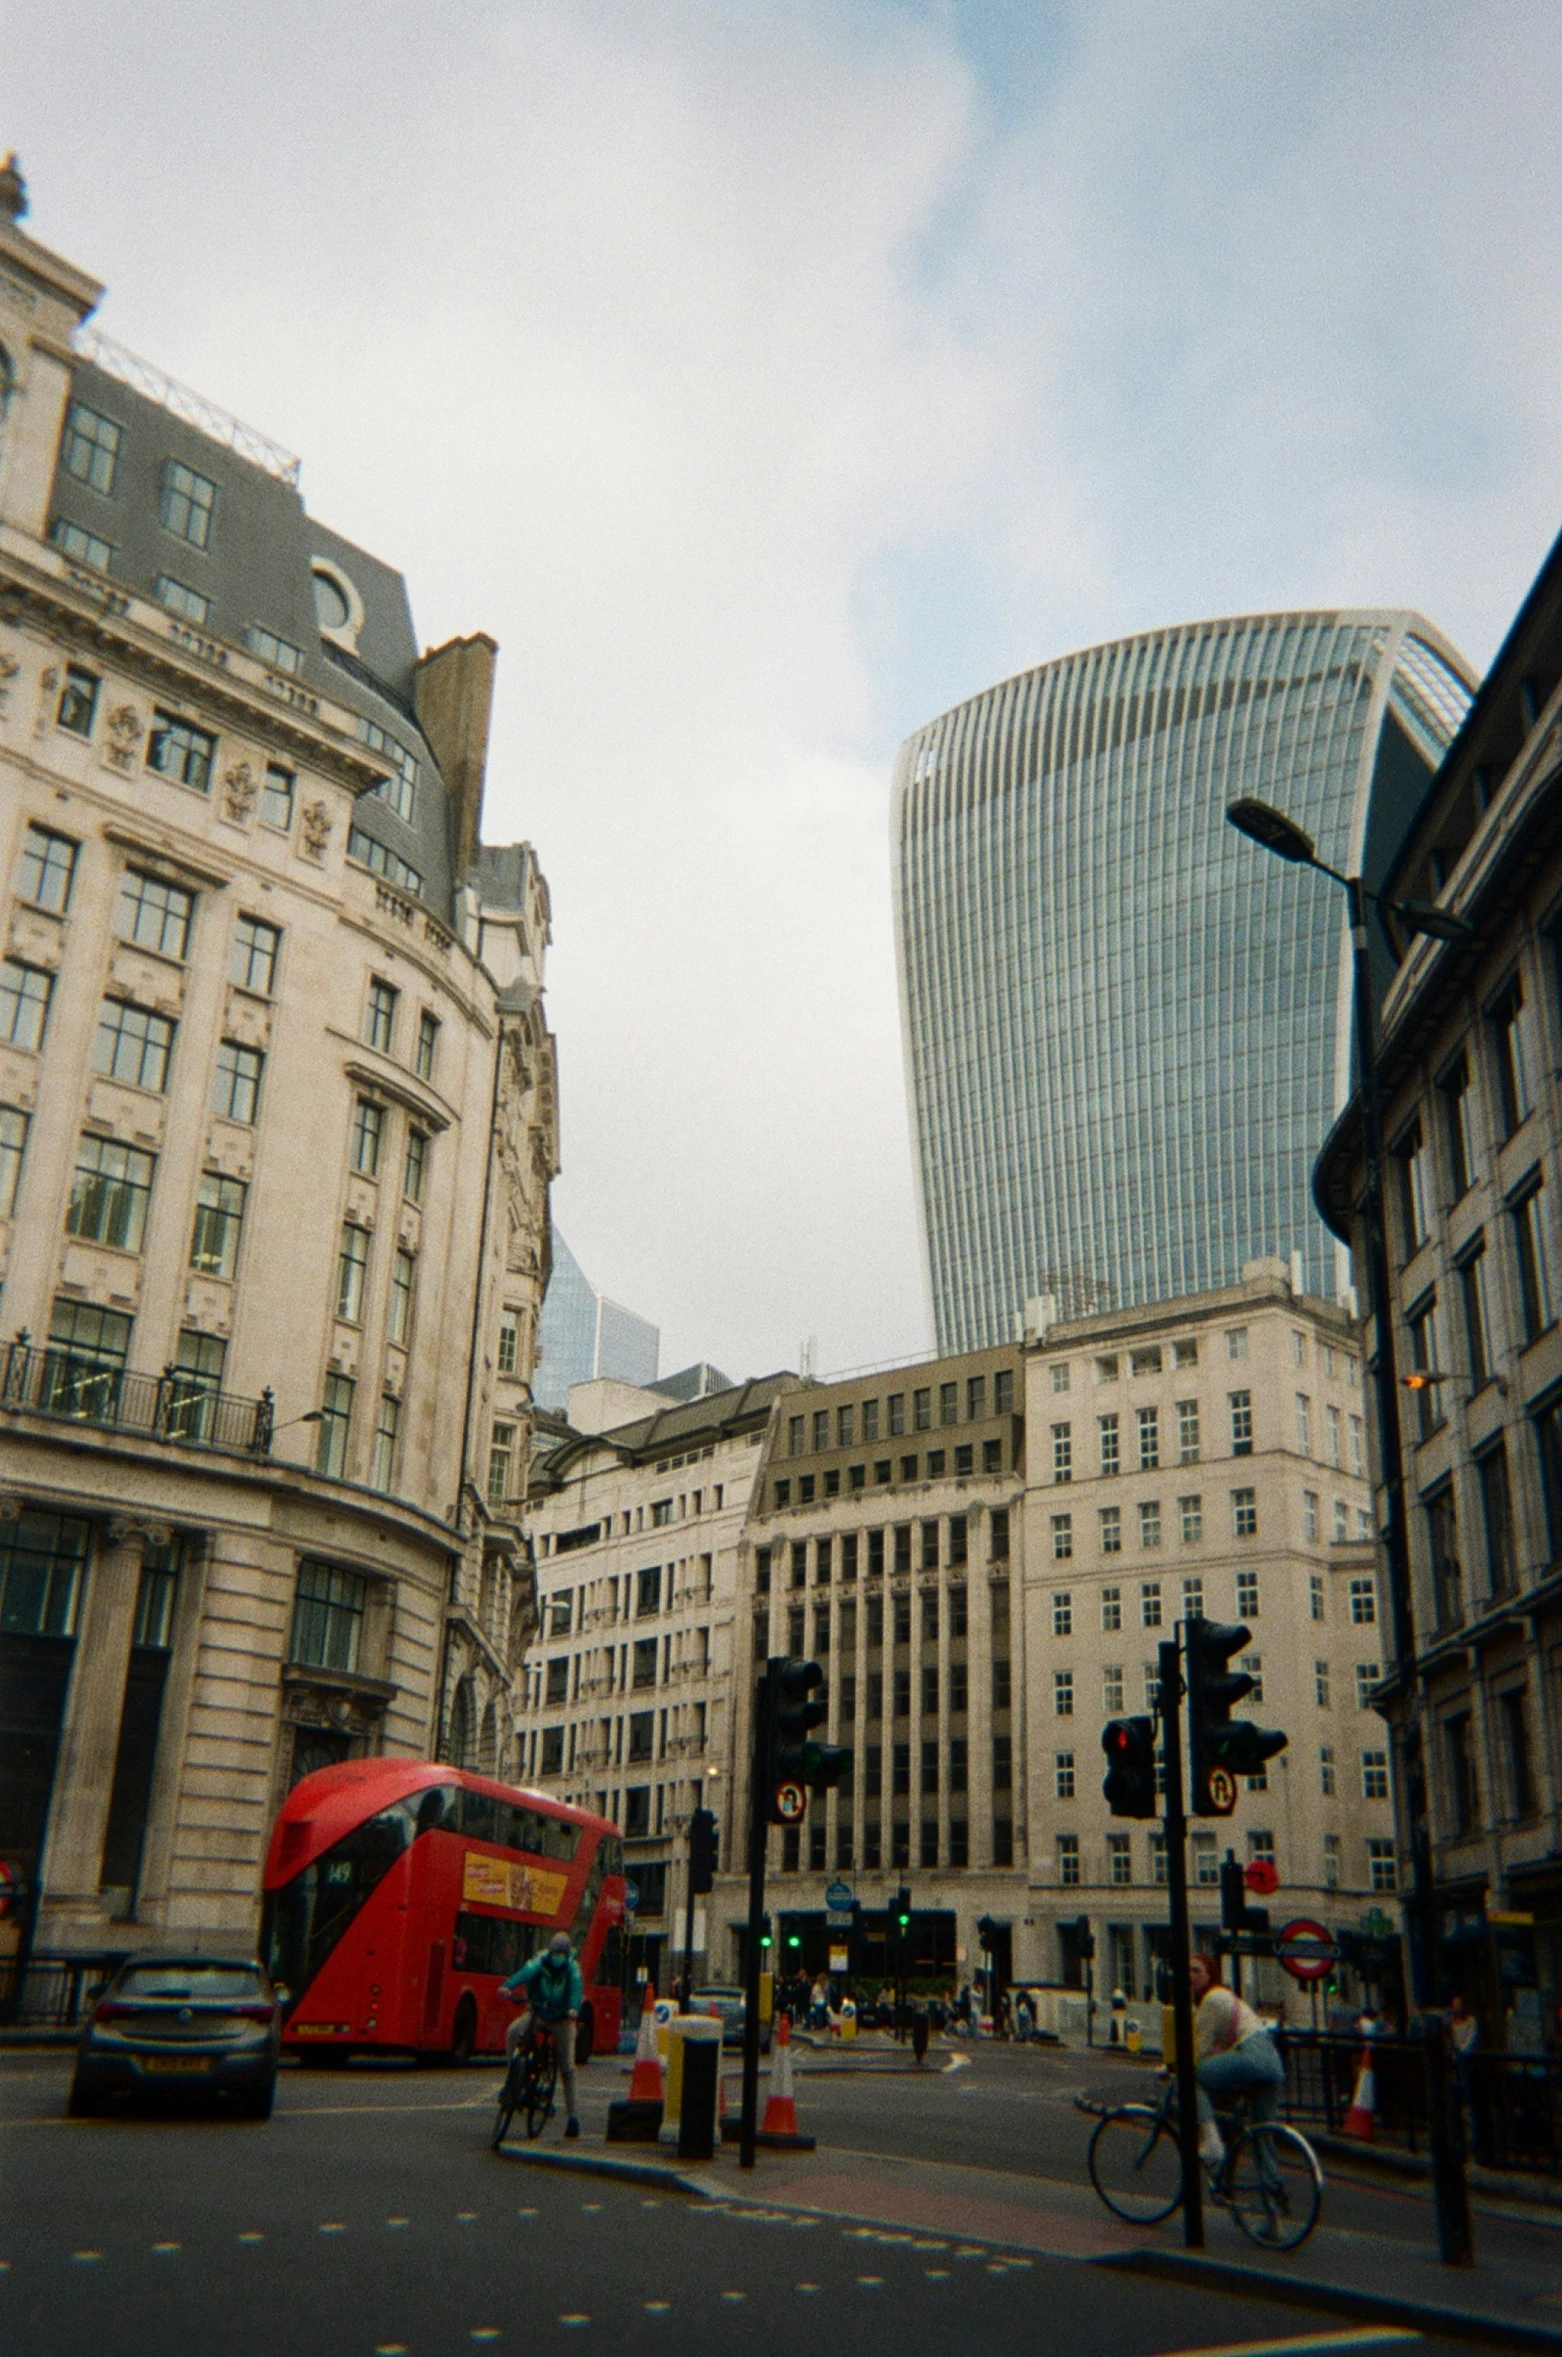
[6,0,1561,1376]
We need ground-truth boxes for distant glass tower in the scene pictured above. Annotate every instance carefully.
[894,612,1474,1353]
[535,1230,660,1409]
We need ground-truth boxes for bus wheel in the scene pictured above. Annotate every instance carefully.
[575,2006,594,2068]
[295,2047,350,2070]
[449,1995,477,2067]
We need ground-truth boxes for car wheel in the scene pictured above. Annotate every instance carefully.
[67,2077,104,2118]
[239,2076,276,2121]
[574,2006,594,2068]
[448,1995,478,2067]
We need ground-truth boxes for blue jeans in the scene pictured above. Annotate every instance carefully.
[1196,2032,1284,2129]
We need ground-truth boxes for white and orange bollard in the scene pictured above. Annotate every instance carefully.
[1341,2043,1378,2141]
[606,2001,666,2142]
[756,2011,816,2152]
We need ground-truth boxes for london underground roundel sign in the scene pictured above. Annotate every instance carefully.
[773,1781,807,1824]
[1275,1919,1339,1982]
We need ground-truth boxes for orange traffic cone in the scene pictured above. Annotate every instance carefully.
[629,2003,665,2104]
[757,2012,815,2151]
[1341,2044,1377,2141]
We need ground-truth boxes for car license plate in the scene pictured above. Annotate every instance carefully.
[142,2056,211,2073]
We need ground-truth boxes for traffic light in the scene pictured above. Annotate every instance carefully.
[765,1659,852,1822]
[1186,1618,1288,1816]
[1072,1916,1095,1962]
[976,1913,999,1951]
[1102,1715,1158,1819]
[688,1806,718,1895]
[758,1912,773,1952]
[893,1886,912,1934]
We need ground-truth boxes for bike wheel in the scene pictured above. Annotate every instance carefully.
[525,2050,557,2139]
[1226,2123,1322,2251]
[1088,2106,1184,2223]
[492,2056,521,2151]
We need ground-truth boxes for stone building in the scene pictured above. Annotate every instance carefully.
[0,171,555,1969]
[729,1345,1027,1988]
[518,1373,793,1987]
[1314,522,1562,2050]
[1019,1267,1395,2010]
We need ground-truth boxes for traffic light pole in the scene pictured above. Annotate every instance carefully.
[1159,1637,1204,2252]
[738,1662,774,2172]
[1346,873,1473,2268]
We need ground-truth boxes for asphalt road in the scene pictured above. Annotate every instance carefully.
[0,2042,1527,2357]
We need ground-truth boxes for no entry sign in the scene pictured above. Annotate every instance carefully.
[1274,1918,1339,1981]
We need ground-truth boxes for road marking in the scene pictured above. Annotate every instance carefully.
[721,2291,747,2302]
[1148,2335,1422,2357]
[473,2331,503,2343]
[641,2200,661,2208]
[319,2222,346,2235]
[518,2207,538,2216]
[457,2210,478,2221]
[856,2275,883,2287]
[71,2251,102,2263]
[376,2344,408,2353]
[387,2217,410,2229]
[238,2231,264,2243]
[644,2300,671,2311]
[796,2284,819,2294]
[581,2202,602,2212]
[151,2241,181,2254]
[926,2268,951,2279]
[559,2316,590,2328]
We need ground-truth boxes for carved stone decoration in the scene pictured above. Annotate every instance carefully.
[33,665,58,740]
[222,760,257,823]
[102,703,143,774]
[0,644,18,718]
[106,1515,175,1551]
[300,798,332,857]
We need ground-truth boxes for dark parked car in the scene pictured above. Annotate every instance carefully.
[690,1985,772,2054]
[69,1955,280,2119]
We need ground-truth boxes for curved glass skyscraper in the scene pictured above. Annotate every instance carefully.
[894,612,1474,1353]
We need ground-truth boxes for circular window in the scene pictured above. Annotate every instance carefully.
[312,568,351,630]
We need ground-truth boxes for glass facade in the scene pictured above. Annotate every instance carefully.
[534,1229,660,1412]
[894,612,1473,1352]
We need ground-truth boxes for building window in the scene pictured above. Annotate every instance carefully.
[361,725,419,823]
[1349,1576,1377,1625]
[1051,1422,1072,1482]
[61,1132,154,1254]
[1057,1833,1080,1886]
[211,1039,263,1124]
[1295,1393,1312,1456]
[246,622,301,675]
[156,574,209,624]
[1090,1503,1119,1557]
[1490,978,1531,1137]
[50,515,114,569]
[1054,1669,1074,1718]
[1140,1580,1162,1627]
[315,1375,353,1476]
[370,1395,400,1492]
[1097,1412,1120,1475]
[18,824,79,914]
[408,1011,441,1087]
[1304,1490,1320,1542]
[1444,1713,1478,1834]
[1349,1415,1364,1476]
[1477,1443,1516,1599]
[347,828,423,895]
[1354,1661,1381,1710]
[1367,1838,1398,1893]
[260,764,294,830]
[1055,1750,1076,1799]
[1235,1573,1259,1626]
[1510,1178,1554,1341]
[290,1560,366,1672]
[1394,1119,1431,1258]
[1232,1489,1258,1539]
[1192,1833,1219,1885]
[62,399,122,492]
[1226,1327,1248,1361]
[349,1098,384,1177]
[1052,1590,1073,1637]
[1361,1749,1390,1801]
[1131,1346,1163,1377]
[1106,1834,1132,1886]
[231,914,281,995]
[1149,1832,1168,1885]
[1183,1575,1205,1619]
[159,458,217,549]
[0,1105,27,1218]
[989,1507,1010,1561]
[404,1130,429,1203]
[1315,1659,1331,1707]
[94,999,175,1092]
[1178,1494,1202,1545]
[1138,1500,1161,1549]
[366,977,398,1053]
[189,1170,246,1278]
[1326,1404,1342,1469]
[1174,1399,1200,1464]
[1101,1585,1122,1631]
[633,1638,658,1689]
[487,1421,516,1506]
[1137,1406,1159,1470]
[496,1305,519,1375]
[995,1368,1014,1413]
[1441,1055,1477,1199]
[1500,1687,1535,1819]
[1323,1834,1341,1889]
[1051,1514,1073,1562]
[1320,1744,1336,1796]
[146,711,216,792]
[57,663,100,736]
[1,1511,89,1639]
[335,1223,370,1322]
[1050,1362,1070,1395]
[1228,1390,1253,1456]
[1,961,52,1053]
[117,870,194,960]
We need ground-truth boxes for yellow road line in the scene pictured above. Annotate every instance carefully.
[1150,2332,1421,2357]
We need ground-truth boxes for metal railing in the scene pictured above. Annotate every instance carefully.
[71,326,302,486]
[1278,2029,1562,2175]
[0,1950,123,2030]
[0,1343,274,1456]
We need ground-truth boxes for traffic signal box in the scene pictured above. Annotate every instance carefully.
[765,1659,853,1825]
[1185,1617,1288,1816]
[1101,1715,1158,1819]
[688,1806,718,1894]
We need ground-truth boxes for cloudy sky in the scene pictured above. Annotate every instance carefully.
[8,1,1562,1381]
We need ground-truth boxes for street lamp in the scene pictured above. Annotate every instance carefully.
[1225,796,1474,2267]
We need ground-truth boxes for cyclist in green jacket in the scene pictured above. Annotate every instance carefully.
[502,1932,584,2137]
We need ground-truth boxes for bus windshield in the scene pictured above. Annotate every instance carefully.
[262,1795,423,2002]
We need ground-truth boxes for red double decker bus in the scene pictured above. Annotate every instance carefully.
[260,1760,627,2065]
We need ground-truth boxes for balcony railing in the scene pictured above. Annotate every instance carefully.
[0,1343,275,1457]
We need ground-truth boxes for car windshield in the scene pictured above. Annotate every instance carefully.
[117,1964,266,2001]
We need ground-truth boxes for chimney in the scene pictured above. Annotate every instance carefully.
[412,633,498,885]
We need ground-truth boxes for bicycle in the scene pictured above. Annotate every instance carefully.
[491,2021,557,2150]
[1087,2078,1323,2250]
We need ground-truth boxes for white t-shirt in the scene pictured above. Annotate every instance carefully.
[1194,1985,1269,2062]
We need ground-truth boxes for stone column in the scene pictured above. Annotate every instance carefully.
[36,1516,167,1944]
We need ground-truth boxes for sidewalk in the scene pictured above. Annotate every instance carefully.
[502,2124,1562,2349]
